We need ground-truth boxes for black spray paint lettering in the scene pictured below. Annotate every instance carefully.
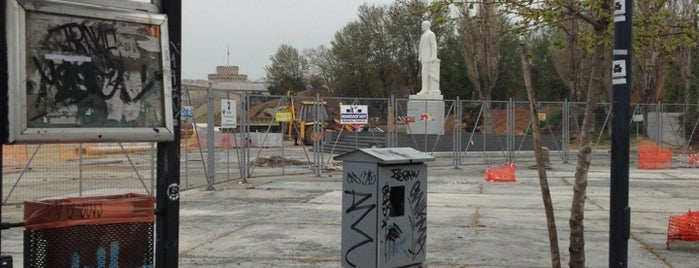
[391,168,419,182]
[381,184,390,229]
[48,23,118,55]
[346,170,377,185]
[79,201,104,219]
[52,201,104,220]
[32,22,158,121]
[408,181,427,258]
[344,190,376,268]
[384,223,404,259]
[169,41,181,126]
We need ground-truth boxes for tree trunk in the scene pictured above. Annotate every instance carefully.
[569,29,607,268]
[481,97,497,134]
[521,43,561,268]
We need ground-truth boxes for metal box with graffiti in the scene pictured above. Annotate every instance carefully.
[335,147,434,268]
[5,0,174,143]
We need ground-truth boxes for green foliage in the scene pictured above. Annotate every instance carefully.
[493,17,525,100]
[440,31,476,99]
[329,1,455,98]
[529,33,569,101]
[264,44,308,95]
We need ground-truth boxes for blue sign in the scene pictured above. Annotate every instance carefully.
[182,106,194,120]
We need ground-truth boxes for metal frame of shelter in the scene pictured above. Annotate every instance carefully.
[0,0,182,267]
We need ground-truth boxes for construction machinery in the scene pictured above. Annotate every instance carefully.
[287,99,331,145]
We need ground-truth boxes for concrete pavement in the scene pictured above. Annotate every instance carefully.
[2,154,698,267]
[176,157,699,267]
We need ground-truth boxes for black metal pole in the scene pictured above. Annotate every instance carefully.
[157,1,182,267]
[0,0,9,254]
[610,0,633,266]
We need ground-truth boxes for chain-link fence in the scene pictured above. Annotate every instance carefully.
[5,93,699,203]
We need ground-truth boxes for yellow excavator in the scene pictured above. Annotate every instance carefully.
[282,91,331,145]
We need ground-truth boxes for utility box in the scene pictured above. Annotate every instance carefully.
[335,147,434,268]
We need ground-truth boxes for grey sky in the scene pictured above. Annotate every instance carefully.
[182,0,396,81]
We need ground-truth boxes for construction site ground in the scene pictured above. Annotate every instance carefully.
[1,150,699,267]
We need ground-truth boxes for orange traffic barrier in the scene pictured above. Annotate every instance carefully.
[638,140,672,169]
[485,163,516,182]
[24,193,154,231]
[667,210,699,248]
[24,193,155,267]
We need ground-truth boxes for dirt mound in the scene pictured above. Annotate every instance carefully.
[490,107,532,135]
[250,156,310,167]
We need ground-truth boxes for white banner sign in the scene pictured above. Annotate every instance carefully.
[221,99,237,128]
[340,105,368,125]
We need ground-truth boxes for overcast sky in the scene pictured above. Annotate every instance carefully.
[182,0,396,81]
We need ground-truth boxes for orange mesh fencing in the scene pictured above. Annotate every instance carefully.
[667,210,699,247]
[24,193,154,231]
[638,140,672,169]
[485,163,516,182]
[2,144,28,171]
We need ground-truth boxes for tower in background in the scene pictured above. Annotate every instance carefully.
[207,66,248,82]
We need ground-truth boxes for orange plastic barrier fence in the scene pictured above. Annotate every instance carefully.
[638,140,672,169]
[24,193,155,267]
[485,163,516,182]
[24,193,154,231]
[667,210,699,248]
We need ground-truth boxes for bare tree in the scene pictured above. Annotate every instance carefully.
[304,45,337,94]
[669,0,698,104]
[521,42,562,268]
[505,0,614,266]
[459,0,501,133]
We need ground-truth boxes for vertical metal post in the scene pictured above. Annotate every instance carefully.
[563,99,570,163]
[0,0,8,254]
[151,142,156,193]
[313,93,321,177]
[241,91,249,182]
[507,99,514,162]
[610,0,632,266]
[423,100,428,151]
[79,143,84,196]
[454,97,462,168]
[206,83,215,190]
[225,92,230,181]
[157,1,181,267]
[184,123,189,189]
[657,102,662,144]
[387,96,393,148]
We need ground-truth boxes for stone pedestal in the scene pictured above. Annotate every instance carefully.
[407,94,445,135]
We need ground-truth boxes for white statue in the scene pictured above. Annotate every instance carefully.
[417,20,440,96]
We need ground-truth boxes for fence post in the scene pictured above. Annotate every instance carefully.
[563,99,570,163]
[156,1,182,265]
[79,143,84,196]
[507,98,515,163]
[387,96,393,148]
[206,83,215,190]
[453,96,462,169]
[241,91,249,183]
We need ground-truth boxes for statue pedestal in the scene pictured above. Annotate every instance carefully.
[407,94,445,135]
